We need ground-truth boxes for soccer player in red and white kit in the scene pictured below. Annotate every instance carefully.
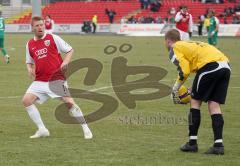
[22,16,93,139]
[44,15,54,34]
[175,5,193,40]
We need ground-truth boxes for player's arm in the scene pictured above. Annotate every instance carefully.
[26,42,35,79]
[61,49,74,69]
[169,47,190,104]
[169,47,190,91]
[52,34,73,69]
[175,12,182,22]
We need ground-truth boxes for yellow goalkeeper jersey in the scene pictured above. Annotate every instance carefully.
[169,40,229,84]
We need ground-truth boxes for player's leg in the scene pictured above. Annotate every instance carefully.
[212,33,218,46]
[208,101,224,146]
[208,36,213,45]
[22,93,49,138]
[205,67,230,155]
[189,99,202,144]
[204,101,224,155]
[180,63,220,153]
[61,96,93,139]
[180,99,202,152]
[178,30,189,41]
[0,37,9,63]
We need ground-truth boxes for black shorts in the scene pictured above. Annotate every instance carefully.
[191,62,231,104]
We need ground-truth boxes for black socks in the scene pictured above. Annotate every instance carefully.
[188,108,201,145]
[211,114,224,147]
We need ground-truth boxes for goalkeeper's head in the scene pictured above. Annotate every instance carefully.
[164,29,181,51]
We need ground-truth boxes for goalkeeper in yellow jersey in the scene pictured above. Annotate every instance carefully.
[165,29,231,155]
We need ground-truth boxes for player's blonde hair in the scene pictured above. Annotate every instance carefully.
[31,16,44,26]
[165,29,181,42]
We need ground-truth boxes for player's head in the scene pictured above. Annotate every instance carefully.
[45,15,51,20]
[165,29,181,51]
[180,5,188,14]
[208,9,215,18]
[31,16,45,39]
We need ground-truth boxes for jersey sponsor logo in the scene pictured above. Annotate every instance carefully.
[44,40,50,47]
[35,48,48,59]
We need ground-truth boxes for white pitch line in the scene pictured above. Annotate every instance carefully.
[0,96,21,99]
[0,85,239,100]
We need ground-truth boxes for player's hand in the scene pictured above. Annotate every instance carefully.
[171,90,181,104]
[210,31,215,37]
[60,62,68,73]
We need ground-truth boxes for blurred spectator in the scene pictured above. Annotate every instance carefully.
[82,21,92,33]
[44,15,54,34]
[197,15,205,36]
[150,0,162,12]
[224,7,231,16]
[162,7,176,25]
[140,0,149,9]
[234,4,240,12]
[145,16,155,23]
[204,15,210,32]
[169,7,176,15]
[223,16,228,24]
[120,17,127,24]
[128,16,137,24]
[155,16,163,23]
[105,9,116,24]
[92,15,97,33]
[228,0,236,2]
[202,0,222,3]
[138,16,145,23]
[229,7,235,14]
[232,14,240,23]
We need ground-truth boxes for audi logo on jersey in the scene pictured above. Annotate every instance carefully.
[35,48,48,59]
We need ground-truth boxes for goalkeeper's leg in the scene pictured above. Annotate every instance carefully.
[204,101,224,155]
[180,99,201,152]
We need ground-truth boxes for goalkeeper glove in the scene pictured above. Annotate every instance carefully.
[171,81,182,104]
[171,90,181,104]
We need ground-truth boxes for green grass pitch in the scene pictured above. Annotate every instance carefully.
[0,34,239,166]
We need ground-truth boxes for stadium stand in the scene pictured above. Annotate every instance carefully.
[13,1,140,24]
[11,0,240,24]
[135,0,240,23]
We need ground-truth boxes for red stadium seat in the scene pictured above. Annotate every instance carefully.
[12,0,240,24]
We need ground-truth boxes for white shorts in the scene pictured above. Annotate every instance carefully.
[26,80,69,104]
[177,29,190,41]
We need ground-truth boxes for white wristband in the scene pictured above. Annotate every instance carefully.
[172,81,182,91]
